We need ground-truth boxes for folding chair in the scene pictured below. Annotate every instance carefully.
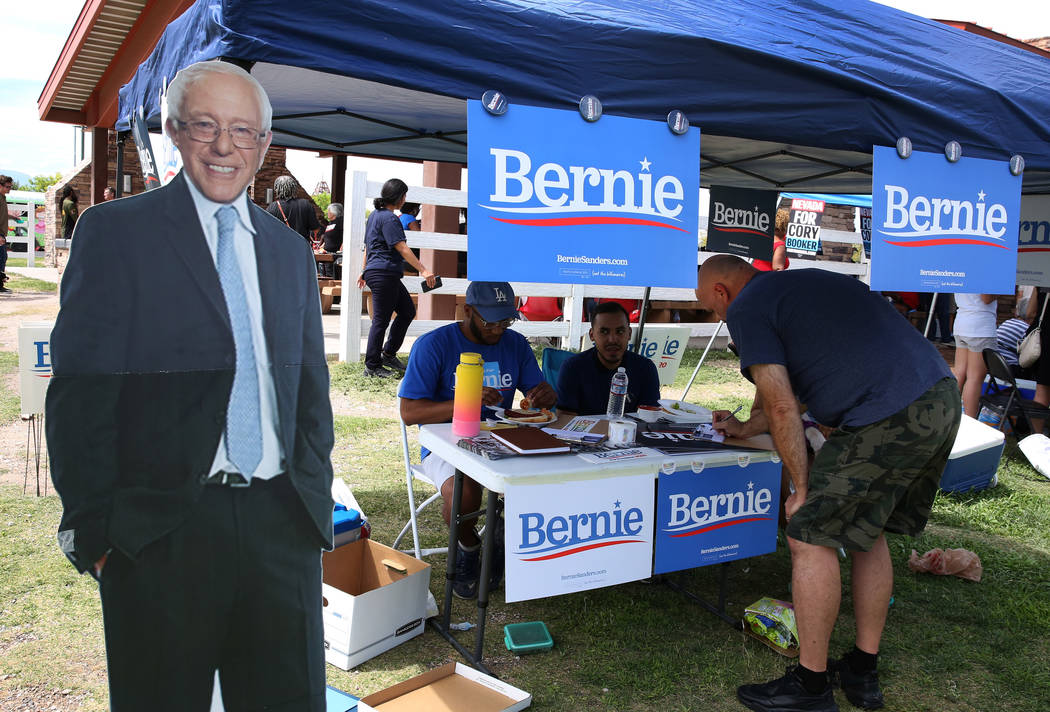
[392,418,448,559]
[541,347,575,389]
[518,296,563,322]
[980,348,1050,436]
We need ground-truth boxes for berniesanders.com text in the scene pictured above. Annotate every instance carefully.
[561,569,607,581]
[919,268,966,278]
[557,254,629,266]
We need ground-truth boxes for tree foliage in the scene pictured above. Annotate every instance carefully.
[312,192,331,215]
[15,173,65,193]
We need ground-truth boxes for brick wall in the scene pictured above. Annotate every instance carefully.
[45,157,91,269]
[821,204,855,231]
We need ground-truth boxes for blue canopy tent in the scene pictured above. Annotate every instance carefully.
[117,0,1050,194]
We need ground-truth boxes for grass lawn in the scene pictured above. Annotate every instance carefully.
[2,345,1049,710]
[4,273,58,294]
[3,257,46,270]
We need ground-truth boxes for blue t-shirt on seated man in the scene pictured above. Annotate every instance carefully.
[398,281,557,600]
[557,302,661,415]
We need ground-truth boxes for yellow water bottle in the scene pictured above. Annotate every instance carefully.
[452,352,484,437]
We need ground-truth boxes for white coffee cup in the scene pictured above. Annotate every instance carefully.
[607,418,637,446]
[635,405,662,422]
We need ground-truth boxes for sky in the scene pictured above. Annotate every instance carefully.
[1,0,1048,187]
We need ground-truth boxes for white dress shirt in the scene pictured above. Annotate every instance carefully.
[184,177,284,480]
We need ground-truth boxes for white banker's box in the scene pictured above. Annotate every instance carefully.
[321,538,430,670]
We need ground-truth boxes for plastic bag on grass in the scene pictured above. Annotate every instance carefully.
[743,597,798,655]
[1019,433,1050,481]
[908,548,982,582]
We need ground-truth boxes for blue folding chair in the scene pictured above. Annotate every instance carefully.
[541,347,575,390]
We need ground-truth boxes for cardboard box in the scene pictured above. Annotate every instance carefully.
[358,662,531,712]
[322,538,430,670]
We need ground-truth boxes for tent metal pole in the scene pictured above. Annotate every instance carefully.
[923,293,937,338]
[632,287,652,352]
[115,132,126,198]
[681,321,723,401]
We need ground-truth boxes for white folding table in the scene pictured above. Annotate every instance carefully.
[418,423,780,673]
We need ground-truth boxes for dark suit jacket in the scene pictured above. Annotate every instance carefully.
[46,172,334,573]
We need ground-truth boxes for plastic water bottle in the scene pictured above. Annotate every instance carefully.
[452,352,483,437]
[606,367,629,418]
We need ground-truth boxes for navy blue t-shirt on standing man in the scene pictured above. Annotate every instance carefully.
[726,269,951,429]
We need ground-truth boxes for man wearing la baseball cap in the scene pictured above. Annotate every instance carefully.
[399,281,557,598]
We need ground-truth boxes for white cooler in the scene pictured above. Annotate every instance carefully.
[939,414,1005,493]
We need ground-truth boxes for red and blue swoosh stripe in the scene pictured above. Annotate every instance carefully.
[518,538,645,561]
[668,516,772,538]
[491,215,688,233]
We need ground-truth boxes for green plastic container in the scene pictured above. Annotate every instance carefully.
[504,621,553,654]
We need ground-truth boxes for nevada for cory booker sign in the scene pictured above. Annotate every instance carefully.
[467,101,700,288]
[870,145,1021,293]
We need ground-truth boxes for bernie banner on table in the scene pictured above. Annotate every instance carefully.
[467,100,700,288]
[705,186,776,260]
[870,145,1021,293]
[784,197,824,254]
[504,473,655,602]
[653,456,781,575]
[1016,195,1050,287]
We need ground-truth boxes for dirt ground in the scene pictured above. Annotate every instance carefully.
[0,286,60,489]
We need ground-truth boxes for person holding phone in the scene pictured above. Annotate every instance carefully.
[358,178,436,377]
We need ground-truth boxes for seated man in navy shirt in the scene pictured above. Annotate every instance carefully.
[399,281,557,598]
[557,301,661,415]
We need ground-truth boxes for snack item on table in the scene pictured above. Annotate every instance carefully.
[503,408,554,423]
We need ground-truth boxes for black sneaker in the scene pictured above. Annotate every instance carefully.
[0,286,11,294]
[452,545,480,599]
[737,667,838,712]
[829,657,884,710]
[487,504,505,592]
[381,353,406,372]
[363,366,393,378]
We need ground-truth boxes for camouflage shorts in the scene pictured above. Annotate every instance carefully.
[787,377,962,552]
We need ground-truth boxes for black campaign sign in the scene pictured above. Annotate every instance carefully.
[706,186,777,260]
[859,207,872,257]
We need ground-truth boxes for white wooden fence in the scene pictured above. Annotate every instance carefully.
[4,234,44,268]
[337,171,868,361]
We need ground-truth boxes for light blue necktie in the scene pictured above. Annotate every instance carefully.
[215,205,262,478]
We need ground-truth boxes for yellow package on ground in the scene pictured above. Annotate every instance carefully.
[744,597,798,655]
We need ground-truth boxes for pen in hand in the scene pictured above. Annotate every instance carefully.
[717,405,744,424]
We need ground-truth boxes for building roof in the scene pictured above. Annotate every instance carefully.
[934,20,1050,59]
[38,0,195,127]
